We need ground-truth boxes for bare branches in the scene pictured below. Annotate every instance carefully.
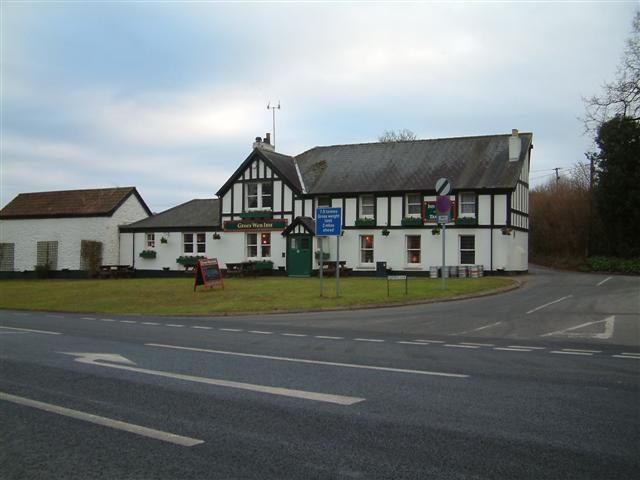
[377,129,417,142]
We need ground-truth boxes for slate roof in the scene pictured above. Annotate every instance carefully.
[260,149,302,192]
[282,216,315,236]
[120,199,220,231]
[0,187,151,219]
[294,133,533,194]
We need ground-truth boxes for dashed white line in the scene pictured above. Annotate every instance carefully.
[315,336,343,340]
[621,352,640,356]
[414,339,444,344]
[397,341,429,345]
[142,322,160,325]
[550,350,593,356]
[460,342,495,347]
[191,326,212,330]
[508,345,546,350]
[281,333,307,337]
[457,322,502,334]
[100,319,115,322]
[494,347,532,352]
[354,338,385,343]
[613,354,640,359]
[0,326,61,335]
[166,324,184,328]
[596,276,613,287]
[82,317,95,321]
[0,391,204,447]
[526,295,572,315]
[561,348,601,354]
[120,320,137,324]
[248,330,273,335]
[220,328,243,332]
[444,344,479,349]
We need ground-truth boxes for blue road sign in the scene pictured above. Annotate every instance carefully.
[316,207,342,236]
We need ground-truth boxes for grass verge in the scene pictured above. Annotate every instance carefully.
[0,276,516,315]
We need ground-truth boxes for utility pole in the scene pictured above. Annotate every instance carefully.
[267,101,281,149]
[553,167,561,184]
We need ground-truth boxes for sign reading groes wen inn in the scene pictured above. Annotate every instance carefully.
[223,218,288,231]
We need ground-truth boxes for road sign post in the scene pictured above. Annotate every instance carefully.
[316,207,343,297]
[435,178,453,290]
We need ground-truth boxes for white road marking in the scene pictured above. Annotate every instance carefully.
[220,328,243,332]
[508,345,546,350]
[82,317,95,321]
[526,295,572,314]
[248,330,273,335]
[414,339,444,344]
[0,331,29,335]
[142,322,160,325]
[0,325,61,335]
[596,276,613,287]
[166,324,184,328]
[613,354,640,359]
[191,326,212,330]
[61,352,364,405]
[281,333,307,337]
[100,318,115,322]
[621,352,640,356]
[354,338,385,343]
[457,321,502,334]
[397,341,430,345]
[60,353,137,365]
[561,348,601,354]
[494,347,532,352]
[146,343,469,378]
[444,344,479,349]
[0,391,204,447]
[550,350,593,356]
[120,320,137,324]
[315,336,343,340]
[541,316,615,339]
[460,342,495,347]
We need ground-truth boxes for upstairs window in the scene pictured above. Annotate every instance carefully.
[459,192,476,215]
[406,194,422,217]
[359,195,375,218]
[317,196,332,209]
[184,233,206,254]
[246,182,273,210]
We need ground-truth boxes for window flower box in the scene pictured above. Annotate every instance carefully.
[251,260,274,271]
[139,250,157,259]
[401,217,423,226]
[455,217,477,226]
[355,218,376,227]
[240,210,273,219]
[381,228,390,236]
[176,255,205,268]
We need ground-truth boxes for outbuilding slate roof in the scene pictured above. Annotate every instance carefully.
[120,199,220,231]
[0,187,151,219]
[295,133,533,194]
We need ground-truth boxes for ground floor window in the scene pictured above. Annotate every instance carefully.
[360,235,374,264]
[0,243,15,271]
[36,241,58,269]
[460,235,475,264]
[406,235,421,264]
[247,233,271,258]
[146,233,155,248]
[184,233,205,254]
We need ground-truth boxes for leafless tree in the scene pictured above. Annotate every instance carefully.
[377,129,417,142]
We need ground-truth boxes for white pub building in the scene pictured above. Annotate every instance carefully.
[119,129,532,276]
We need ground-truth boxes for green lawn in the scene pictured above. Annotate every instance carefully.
[0,276,516,315]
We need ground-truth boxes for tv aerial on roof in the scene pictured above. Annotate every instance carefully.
[267,101,281,149]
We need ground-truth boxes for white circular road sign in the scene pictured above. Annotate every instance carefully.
[435,178,452,196]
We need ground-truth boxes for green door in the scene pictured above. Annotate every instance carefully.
[287,235,312,277]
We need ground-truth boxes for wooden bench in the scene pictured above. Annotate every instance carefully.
[99,265,134,279]
[317,261,352,277]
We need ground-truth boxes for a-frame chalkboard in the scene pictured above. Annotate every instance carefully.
[194,258,224,292]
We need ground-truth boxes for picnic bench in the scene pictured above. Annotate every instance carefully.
[316,261,352,277]
[225,261,274,277]
[99,265,134,279]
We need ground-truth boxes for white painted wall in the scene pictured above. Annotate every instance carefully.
[478,195,491,225]
[0,195,149,271]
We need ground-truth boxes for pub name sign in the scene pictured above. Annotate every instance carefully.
[223,219,288,232]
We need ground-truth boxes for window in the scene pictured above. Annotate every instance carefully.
[406,194,422,217]
[36,241,58,269]
[317,196,332,208]
[246,182,273,210]
[360,235,374,264]
[460,192,476,215]
[406,235,421,264]
[247,233,271,258]
[0,243,15,271]
[146,233,155,248]
[359,195,374,218]
[460,235,475,264]
[184,233,206,254]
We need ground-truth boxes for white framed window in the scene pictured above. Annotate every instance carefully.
[359,195,374,218]
[406,235,421,265]
[247,233,271,259]
[360,235,374,264]
[459,192,476,215]
[246,182,273,210]
[317,196,332,209]
[146,233,155,248]
[460,235,475,264]
[406,194,422,217]
[184,233,206,254]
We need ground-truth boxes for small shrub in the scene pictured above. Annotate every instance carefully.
[34,263,52,279]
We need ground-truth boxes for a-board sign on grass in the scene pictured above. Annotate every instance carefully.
[194,258,224,292]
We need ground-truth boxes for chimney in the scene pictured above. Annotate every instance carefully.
[509,128,521,162]
[252,135,275,152]
[265,132,271,145]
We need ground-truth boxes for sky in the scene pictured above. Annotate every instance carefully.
[1,1,637,212]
